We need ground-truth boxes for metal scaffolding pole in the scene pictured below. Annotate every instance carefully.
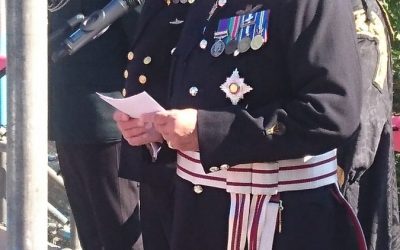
[6,0,48,249]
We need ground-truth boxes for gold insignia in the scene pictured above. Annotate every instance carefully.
[220,68,253,105]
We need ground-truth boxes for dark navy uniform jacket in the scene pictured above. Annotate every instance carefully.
[48,0,139,143]
[169,0,362,172]
[118,0,188,186]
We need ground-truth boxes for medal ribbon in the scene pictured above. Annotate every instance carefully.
[238,13,255,42]
[262,10,270,42]
[227,15,241,44]
[214,18,230,42]
[248,11,262,43]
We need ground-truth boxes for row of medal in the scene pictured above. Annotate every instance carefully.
[166,0,195,5]
[200,9,270,57]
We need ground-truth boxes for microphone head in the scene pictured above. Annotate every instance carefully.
[124,0,144,7]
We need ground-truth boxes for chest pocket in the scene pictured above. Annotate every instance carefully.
[354,9,389,91]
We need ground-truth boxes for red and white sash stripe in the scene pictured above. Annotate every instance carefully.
[177,149,338,195]
[176,149,338,250]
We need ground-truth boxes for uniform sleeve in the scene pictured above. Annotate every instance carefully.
[196,0,362,171]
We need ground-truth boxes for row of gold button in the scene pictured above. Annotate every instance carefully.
[123,51,153,85]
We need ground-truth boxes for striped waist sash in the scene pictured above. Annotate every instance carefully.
[176,149,338,250]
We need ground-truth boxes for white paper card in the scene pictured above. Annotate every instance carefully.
[97,91,165,118]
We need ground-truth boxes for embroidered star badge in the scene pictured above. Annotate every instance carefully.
[220,68,253,105]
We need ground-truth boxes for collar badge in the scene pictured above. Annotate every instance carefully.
[220,68,253,105]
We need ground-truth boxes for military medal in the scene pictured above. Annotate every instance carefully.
[238,37,251,53]
[250,10,269,50]
[188,0,195,3]
[237,13,255,53]
[210,39,225,57]
[225,15,241,55]
[210,19,229,57]
[225,40,238,55]
[250,34,263,50]
[172,0,180,4]
[220,68,253,105]
[180,0,188,4]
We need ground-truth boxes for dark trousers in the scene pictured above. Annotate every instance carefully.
[56,142,142,250]
[139,168,175,250]
[171,177,362,250]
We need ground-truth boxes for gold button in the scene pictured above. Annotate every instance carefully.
[123,70,129,79]
[193,185,203,194]
[139,75,147,84]
[127,52,134,60]
[209,166,219,172]
[143,56,152,65]
[220,164,229,170]
[122,88,127,97]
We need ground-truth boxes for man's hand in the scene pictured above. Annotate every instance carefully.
[113,110,163,146]
[142,109,199,151]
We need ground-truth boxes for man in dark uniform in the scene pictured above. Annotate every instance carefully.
[117,0,368,249]
[113,0,188,249]
[48,1,142,249]
[338,0,400,249]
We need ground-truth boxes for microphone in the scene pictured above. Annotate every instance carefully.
[52,0,143,62]
[49,14,85,44]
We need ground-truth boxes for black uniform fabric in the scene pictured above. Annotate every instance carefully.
[56,143,141,250]
[49,0,138,143]
[170,0,361,169]
[338,0,400,249]
[166,0,363,249]
[117,1,188,249]
[48,1,143,249]
[172,179,360,250]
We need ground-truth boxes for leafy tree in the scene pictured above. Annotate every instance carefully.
[385,0,400,112]
[384,0,400,195]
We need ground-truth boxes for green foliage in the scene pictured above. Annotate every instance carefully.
[382,0,400,198]
[385,0,400,84]
[386,0,400,113]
